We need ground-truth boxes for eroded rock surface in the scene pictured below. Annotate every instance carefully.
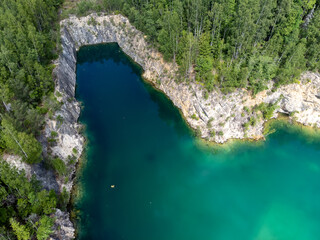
[2,13,320,240]
[59,13,320,144]
[50,209,75,240]
[2,154,59,191]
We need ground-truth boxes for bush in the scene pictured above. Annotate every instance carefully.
[243,121,250,130]
[58,187,70,211]
[243,106,250,113]
[51,158,67,176]
[67,155,77,165]
[249,117,257,126]
[209,130,216,137]
[191,113,199,120]
[72,148,78,155]
[256,102,278,120]
[195,127,202,137]
[203,91,209,100]
[56,115,64,128]
[76,0,95,16]
[219,122,225,127]
[37,106,49,115]
[51,131,58,138]
[207,118,213,128]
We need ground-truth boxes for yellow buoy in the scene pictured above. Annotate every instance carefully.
[110,185,115,188]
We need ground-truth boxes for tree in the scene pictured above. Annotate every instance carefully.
[17,198,31,218]
[157,9,181,61]
[196,32,215,90]
[304,8,320,70]
[94,0,317,94]
[1,117,42,164]
[248,55,277,94]
[51,157,67,176]
[10,218,31,240]
[0,161,58,239]
[36,216,54,240]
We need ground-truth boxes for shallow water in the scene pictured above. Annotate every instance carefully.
[75,43,320,240]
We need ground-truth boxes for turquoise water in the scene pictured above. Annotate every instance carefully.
[75,44,320,240]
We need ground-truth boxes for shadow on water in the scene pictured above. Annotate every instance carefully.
[76,43,320,153]
[77,43,143,76]
[143,82,192,138]
[77,42,191,139]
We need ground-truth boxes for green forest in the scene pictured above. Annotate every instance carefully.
[0,0,319,239]
[0,161,59,240]
[0,1,63,239]
[0,0,62,163]
[72,0,320,94]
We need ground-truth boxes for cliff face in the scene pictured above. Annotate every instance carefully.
[2,13,320,240]
[43,13,320,194]
[50,13,320,239]
[58,13,320,144]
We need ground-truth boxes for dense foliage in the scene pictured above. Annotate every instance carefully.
[0,0,62,162]
[0,0,319,236]
[0,161,57,240]
[0,2,65,237]
[73,0,320,94]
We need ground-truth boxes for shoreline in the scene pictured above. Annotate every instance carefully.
[2,12,318,239]
[56,13,320,144]
[195,115,320,153]
[70,43,320,238]
[1,11,319,240]
[50,13,320,238]
[67,117,97,239]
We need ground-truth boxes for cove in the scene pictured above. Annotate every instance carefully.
[75,43,320,240]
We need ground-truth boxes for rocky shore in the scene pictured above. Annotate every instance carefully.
[2,13,320,239]
[59,13,320,144]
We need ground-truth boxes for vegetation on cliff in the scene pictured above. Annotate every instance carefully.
[0,0,62,162]
[70,0,319,94]
[0,160,69,240]
[0,1,70,239]
[0,0,319,237]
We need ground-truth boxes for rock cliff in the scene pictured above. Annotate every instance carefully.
[58,13,320,144]
[2,13,320,240]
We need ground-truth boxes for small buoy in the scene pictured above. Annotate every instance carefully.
[110,185,115,188]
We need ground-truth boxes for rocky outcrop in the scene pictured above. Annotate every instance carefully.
[2,154,60,191]
[50,209,75,240]
[58,13,320,144]
[2,12,319,240]
[43,26,84,193]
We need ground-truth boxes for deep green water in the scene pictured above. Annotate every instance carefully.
[75,44,320,240]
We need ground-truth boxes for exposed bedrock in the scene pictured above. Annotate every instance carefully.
[3,13,320,240]
[56,13,320,145]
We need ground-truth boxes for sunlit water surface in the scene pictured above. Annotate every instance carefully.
[75,44,320,240]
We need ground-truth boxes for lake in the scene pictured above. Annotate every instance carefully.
[75,43,320,240]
